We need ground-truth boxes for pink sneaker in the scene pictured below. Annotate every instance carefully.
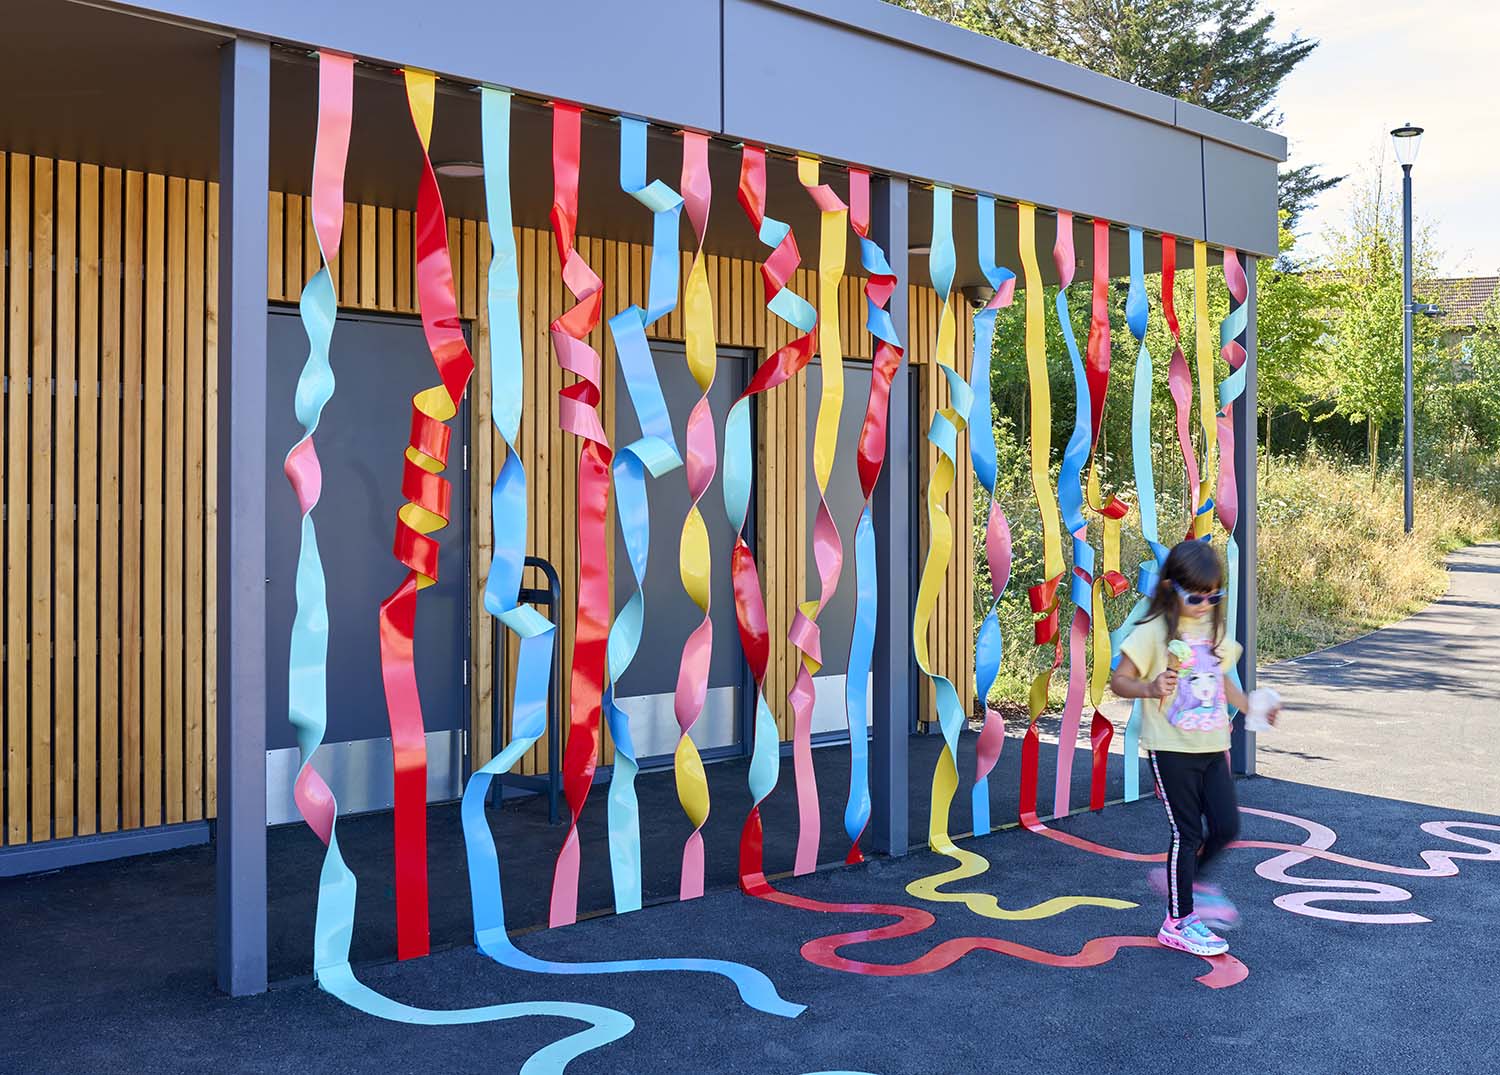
[1158,913,1229,956]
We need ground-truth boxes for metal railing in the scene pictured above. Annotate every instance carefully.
[488,555,563,823]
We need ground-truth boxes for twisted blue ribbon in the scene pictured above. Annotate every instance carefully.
[916,187,972,814]
[601,116,685,914]
[966,194,1015,836]
[287,72,633,1067]
[461,90,802,1022]
[1118,227,1163,801]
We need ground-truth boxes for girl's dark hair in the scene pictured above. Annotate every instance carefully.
[1141,539,1226,651]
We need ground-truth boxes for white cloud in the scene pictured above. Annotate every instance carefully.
[1271,0,1500,275]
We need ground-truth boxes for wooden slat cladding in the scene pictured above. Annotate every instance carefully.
[2,145,976,848]
[1,153,214,844]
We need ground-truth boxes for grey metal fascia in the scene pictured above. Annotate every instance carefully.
[758,0,1284,162]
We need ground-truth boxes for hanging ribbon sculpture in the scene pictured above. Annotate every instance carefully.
[548,102,612,929]
[841,169,902,864]
[671,130,717,902]
[601,117,685,914]
[378,67,482,960]
[966,195,1015,838]
[784,156,849,876]
[1163,236,1205,540]
[454,89,801,1024]
[730,144,818,887]
[906,194,1131,924]
[909,186,971,845]
[285,66,634,1065]
[1111,227,1162,803]
[1015,204,1065,827]
[1217,251,1250,699]
[1192,241,1218,538]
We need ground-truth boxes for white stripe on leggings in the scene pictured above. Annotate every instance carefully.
[1150,751,1182,920]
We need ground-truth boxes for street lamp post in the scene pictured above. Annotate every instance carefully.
[1391,123,1423,534]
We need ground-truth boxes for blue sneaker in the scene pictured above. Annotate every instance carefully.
[1192,883,1241,930]
[1158,913,1229,956]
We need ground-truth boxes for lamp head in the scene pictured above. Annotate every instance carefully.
[1390,124,1424,168]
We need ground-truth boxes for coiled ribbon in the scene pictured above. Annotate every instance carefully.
[601,117,685,914]
[731,144,818,887]
[286,64,634,1067]
[785,156,849,876]
[966,194,1015,838]
[548,102,612,928]
[379,67,479,960]
[671,130,717,902]
[842,168,901,864]
[458,89,801,1024]
[906,195,1130,923]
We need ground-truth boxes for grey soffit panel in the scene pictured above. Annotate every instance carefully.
[265,730,463,826]
[112,0,723,134]
[1203,141,1280,257]
[722,0,1207,243]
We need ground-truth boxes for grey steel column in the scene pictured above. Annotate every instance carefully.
[216,35,271,997]
[870,176,910,856]
[1402,164,1415,534]
[1231,254,1258,776]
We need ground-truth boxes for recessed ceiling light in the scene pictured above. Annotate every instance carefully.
[909,244,931,255]
[434,160,484,178]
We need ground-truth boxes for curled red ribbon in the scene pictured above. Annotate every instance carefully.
[548,102,612,929]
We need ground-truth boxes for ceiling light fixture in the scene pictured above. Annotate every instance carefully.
[433,160,484,178]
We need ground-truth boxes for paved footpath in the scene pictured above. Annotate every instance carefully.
[1255,542,1500,815]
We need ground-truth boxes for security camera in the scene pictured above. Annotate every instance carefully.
[961,285,995,310]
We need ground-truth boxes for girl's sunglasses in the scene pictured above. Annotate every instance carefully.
[1171,580,1225,606]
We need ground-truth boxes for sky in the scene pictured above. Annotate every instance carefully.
[1269,0,1499,276]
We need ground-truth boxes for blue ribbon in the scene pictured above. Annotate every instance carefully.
[1056,231,1095,610]
[601,116,685,913]
[288,77,634,1068]
[919,187,972,812]
[724,192,817,825]
[966,194,1015,836]
[463,90,802,1022]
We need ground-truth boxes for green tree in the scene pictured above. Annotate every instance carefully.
[1318,165,1441,488]
[886,0,1339,224]
[1255,214,1335,470]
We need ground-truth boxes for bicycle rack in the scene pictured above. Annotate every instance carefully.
[489,555,563,824]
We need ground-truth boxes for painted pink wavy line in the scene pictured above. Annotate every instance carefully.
[1027,806,1500,923]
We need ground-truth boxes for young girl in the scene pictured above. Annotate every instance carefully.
[1109,539,1279,957]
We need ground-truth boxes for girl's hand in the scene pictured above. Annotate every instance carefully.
[1151,670,1179,699]
[1266,702,1283,726]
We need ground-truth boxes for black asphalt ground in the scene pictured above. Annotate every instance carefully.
[7,757,1498,1074]
[7,551,1499,1074]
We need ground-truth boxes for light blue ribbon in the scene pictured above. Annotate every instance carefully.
[725,192,818,821]
[601,116,685,913]
[919,187,971,812]
[464,91,801,1022]
[967,194,1015,836]
[288,81,633,1069]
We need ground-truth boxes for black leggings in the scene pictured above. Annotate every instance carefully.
[1148,750,1240,919]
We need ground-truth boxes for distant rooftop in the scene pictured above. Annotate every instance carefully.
[1422,276,1500,328]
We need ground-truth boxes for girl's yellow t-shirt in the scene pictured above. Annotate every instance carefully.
[1117,614,1243,754]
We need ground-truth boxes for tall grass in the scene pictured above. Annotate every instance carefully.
[972,441,1500,709]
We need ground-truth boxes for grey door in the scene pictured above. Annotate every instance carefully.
[805,359,874,739]
[612,343,752,762]
[264,308,470,823]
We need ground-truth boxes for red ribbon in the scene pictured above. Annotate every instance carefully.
[381,72,476,960]
[547,102,611,928]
